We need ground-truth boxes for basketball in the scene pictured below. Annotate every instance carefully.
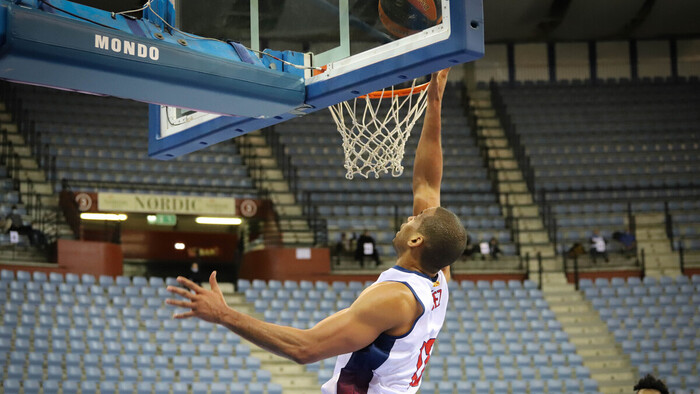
[379,0,442,38]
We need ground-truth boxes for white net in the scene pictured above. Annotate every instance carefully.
[328,80,430,179]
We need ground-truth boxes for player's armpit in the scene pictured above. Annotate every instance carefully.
[299,282,421,363]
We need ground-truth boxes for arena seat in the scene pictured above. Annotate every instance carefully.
[582,275,699,390]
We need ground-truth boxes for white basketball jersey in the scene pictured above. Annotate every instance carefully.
[321,266,449,394]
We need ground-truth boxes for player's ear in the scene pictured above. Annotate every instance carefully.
[408,234,424,248]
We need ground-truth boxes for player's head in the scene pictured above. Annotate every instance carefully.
[633,374,669,394]
[393,207,467,272]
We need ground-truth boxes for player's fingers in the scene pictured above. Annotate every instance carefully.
[177,276,205,293]
[209,271,220,293]
[172,311,196,319]
[166,286,196,300]
[165,299,195,309]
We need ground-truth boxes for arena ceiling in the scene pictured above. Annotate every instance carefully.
[82,0,700,43]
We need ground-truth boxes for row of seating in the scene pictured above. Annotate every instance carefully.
[17,84,260,198]
[1,380,282,394]
[581,275,699,391]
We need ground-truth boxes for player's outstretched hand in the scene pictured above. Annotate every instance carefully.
[428,68,450,102]
[166,271,229,324]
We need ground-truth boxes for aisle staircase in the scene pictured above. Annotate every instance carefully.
[634,212,681,277]
[0,95,74,257]
[544,283,637,394]
[206,281,320,393]
[468,89,565,286]
[236,131,315,247]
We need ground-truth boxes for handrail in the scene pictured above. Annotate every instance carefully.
[60,178,259,197]
[678,241,685,275]
[664,202,674,251]
[536,252,543,290]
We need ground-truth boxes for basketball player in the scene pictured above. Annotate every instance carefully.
[166,68,466,393]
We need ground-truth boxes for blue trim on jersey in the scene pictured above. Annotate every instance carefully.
[336,334,397,393]
[391,265,440,282]
[383,281,426,340]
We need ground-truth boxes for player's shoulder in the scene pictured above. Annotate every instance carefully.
[355,281,419,311]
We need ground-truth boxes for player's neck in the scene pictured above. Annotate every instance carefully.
[395,255,438,278]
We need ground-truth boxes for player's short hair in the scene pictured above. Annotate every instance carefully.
[633,374,669,394]
[417,207,467,271]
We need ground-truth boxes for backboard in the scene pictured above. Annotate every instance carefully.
[149,0,484,159]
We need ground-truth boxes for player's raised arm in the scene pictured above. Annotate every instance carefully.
[412,68,451,279]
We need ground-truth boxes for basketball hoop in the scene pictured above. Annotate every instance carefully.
[329,79,430,180]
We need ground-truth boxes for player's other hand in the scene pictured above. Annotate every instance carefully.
[166,271,229,324]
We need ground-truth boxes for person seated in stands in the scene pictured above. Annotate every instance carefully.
[26,220,48,250]
[489,236,502,260]
[589,229,609,263]
[334,232,353,265]
[478,236,490,261]
[633,374,669,394]
[5,205,27,234]
[354,230,380,268]
[188,261,202,285]
[462,234,477,260]
[612,227,636,257]
[566,242,585,259]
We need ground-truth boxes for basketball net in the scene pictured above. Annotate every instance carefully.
[328,79,430,179]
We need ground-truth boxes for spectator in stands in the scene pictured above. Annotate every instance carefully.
[188,249,203,284]
[633,374,669,394]
[5,205,27,235]
[612,227,636,257]
[589,229,609,263]
[26,221,48,250]
[462,234,477,260]
[488,236,501,260]
[0,216,9,233]
[188,262,202,285]
[477,236,490,260]
[355,230,380,267]
[566,242,585,259]
[334,232,353,265]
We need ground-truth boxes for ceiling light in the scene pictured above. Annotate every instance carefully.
[195,217,242,225]
[80,213,128,221]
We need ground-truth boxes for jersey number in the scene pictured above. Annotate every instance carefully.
[409,338,435,387]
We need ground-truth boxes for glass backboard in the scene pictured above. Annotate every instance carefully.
[149,0,484,158]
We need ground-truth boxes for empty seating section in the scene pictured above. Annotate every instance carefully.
[581,275,700,392]
[0,269,281,394]
[239,278,600,394]
[494,79,700,251]
[17,86,257,197]
[277,85,514,257]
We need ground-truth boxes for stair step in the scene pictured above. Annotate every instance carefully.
[492,159,518,170]
[260,180,289,192]
[496,170,523,182]
[470,90,491,100]
[276,205,303,216]
[586,359,632,371]
[271,193,296,205]
[634,213,665,225]
[570,336,617,347]
[1,122,19,133]
[498,182,528,193]
[499,193,533,206]
[469,99,491,109]
[484,138,508,148]
[591,371,636,383]
[479,126,502,137]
